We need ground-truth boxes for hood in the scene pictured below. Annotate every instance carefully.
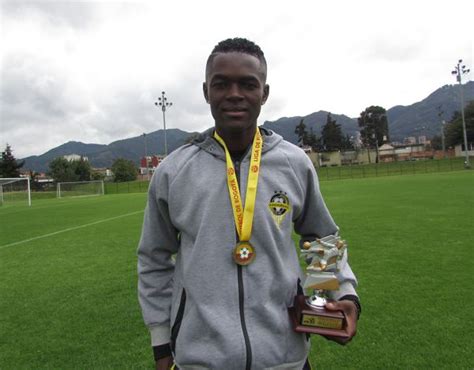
[191,126,283,160]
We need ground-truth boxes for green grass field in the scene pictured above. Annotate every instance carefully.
[1,171,473,368]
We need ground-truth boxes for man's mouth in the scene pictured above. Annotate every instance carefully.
[222,107,247,112]
[224,111,246,118]
[222,107,247,118]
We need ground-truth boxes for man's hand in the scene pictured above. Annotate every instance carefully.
[156,355,174,370]
[324,300,358,345]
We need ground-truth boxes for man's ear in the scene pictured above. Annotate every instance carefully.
[262,84,270,105]
[203,83,209,103]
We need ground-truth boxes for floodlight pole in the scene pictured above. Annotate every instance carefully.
[27,177,31,206]
[143,133,149,180]
[437,105,447,158]
[363,111,373,164]
[154,91,173,157]
[451,59,471,169]
[143,133,148,158]
[441,121,446,158]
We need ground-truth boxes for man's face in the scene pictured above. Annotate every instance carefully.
[203,52,269,135]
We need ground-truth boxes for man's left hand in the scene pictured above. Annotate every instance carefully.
[323,300,358,345]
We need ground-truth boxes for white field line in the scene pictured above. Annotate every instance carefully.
[0,210,144,250]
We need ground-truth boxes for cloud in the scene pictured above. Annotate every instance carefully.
[1,0,473,159]
[1,1,99,30]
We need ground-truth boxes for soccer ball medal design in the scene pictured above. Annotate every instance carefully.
[233,241,256,266]
[289,235,350,339]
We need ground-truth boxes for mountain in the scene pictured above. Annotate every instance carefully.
[387,81,474,141]
[23,129,196,173]
[261,82,474,144]
[22,142,107,173]
[262,111,358,144]
[21,82,473,172]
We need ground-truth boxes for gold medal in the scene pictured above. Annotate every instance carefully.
[214,129,263,266]
[233,242,256,266]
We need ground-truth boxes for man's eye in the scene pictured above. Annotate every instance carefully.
[242,82,258,89]
[212,82,227,89]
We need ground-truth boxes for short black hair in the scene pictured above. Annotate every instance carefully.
[205,37,267,80]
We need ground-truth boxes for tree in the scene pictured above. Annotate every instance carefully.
[341,134,355,151]
[444,100,474,149]
[306,127,321,152]
[28,170,42,191]
[48,157,78,182]
[430,135,443,150]
[294,119,308,146]
[0,144,24,178]
[48,156,92,182]
[74,157,92,181]
[294,119,321,151]
[91,171,106,181]
[358,106,389,162]
[321,113,344,151]
[111,158,137,182]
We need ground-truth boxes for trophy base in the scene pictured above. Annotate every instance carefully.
[289,295,349,339]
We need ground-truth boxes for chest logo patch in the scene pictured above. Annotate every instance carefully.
[268,191,291,228]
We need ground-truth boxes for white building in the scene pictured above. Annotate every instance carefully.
[63,154,88,162]
[454,143,474,158]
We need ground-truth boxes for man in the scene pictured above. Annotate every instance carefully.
[137,37,360,370]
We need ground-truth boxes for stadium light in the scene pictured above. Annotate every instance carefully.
[154,91,173,157]
[437,105,447,158]
[362,111,373,164]
[452,59,471,168]
[143,133,149,180]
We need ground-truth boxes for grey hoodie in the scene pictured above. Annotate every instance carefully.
[137,128,358,370]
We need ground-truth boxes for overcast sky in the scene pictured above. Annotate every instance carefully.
[1,0,473,158]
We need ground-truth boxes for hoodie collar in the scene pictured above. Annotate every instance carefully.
[193,126,282,160]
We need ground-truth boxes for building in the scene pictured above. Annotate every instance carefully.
[454,143,474,158]
[306,142,446,167]
[139,155,164,177]
[378,143,396,162]
[418,136,427,145]
[92,168,113,178]
[63,154,88,162]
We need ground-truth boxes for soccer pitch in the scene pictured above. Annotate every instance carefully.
[1,171,473,368]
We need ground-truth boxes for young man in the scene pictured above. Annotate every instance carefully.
[137,38,360,370]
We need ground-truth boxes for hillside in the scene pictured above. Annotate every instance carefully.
[21,81,474,172]
[262,111,358,144]
[23,129,195,172]
[387,81,474,141]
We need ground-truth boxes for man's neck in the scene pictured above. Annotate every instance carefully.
[216,125,257,156]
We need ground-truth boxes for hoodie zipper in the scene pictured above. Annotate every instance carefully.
[234,159,252,370]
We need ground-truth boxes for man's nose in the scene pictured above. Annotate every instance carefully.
[227,83,243,99]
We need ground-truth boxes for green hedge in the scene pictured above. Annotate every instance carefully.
[98,158,472,195]
[316,157,470,181]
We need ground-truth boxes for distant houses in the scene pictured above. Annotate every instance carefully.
[23,136,470,184]
[301,140,456,168]
[138,155,165,179]
[63,154,88,162]
[454,143,474,159]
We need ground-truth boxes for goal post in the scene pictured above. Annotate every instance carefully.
[56,180,104,198]
[0,177,31,206]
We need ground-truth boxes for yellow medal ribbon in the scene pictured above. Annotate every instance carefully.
[214,129,263,264]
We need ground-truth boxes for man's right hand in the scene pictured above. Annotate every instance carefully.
[156,355,174,370]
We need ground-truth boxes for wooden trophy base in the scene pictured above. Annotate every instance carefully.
[289,295,350,339]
